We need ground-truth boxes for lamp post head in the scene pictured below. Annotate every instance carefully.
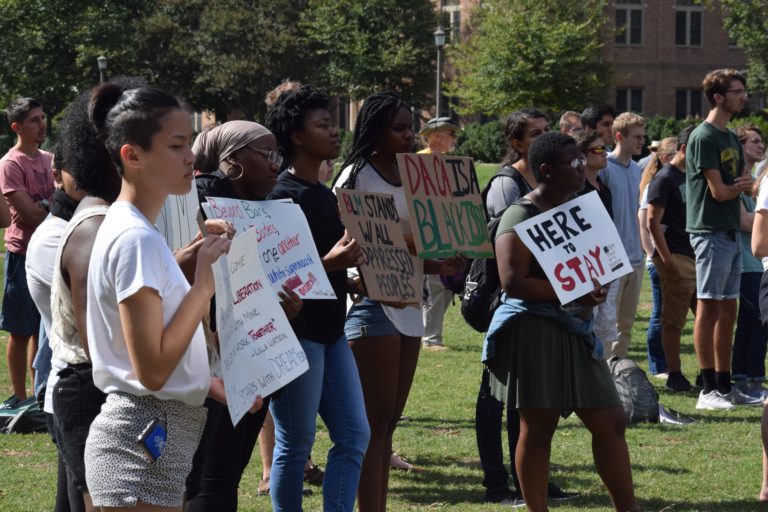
[97,55,108,71]
[434,26,446,48]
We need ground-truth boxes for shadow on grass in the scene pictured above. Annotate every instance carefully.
[399,416,476,430]
[639,497,763,511]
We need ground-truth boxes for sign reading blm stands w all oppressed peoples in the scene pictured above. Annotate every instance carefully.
[336,188,421,303]
[213,227,309,426]
[396,153,493,259]
[513,191,632,304]
[202,197,336,299]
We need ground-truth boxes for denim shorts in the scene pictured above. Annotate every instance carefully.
[344,298,399,341]
[689,231,741,300]
[0,251,41,336]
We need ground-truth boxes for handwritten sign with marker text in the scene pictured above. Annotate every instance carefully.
[203,197,336,299]
[157,178,200,250]
[213,228,309,426]
[513,191,632,304]
[336,188,421,303]
[396,153,493,259]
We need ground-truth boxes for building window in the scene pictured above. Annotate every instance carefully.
[675,0,703,46]
[615,0,643,45]
[616,88,643,114]
[675,89,703,119]
[442,1,461,43]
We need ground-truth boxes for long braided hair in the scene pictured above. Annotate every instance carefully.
[332,91,410,190]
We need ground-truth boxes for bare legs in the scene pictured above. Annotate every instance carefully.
[6,332,37,399]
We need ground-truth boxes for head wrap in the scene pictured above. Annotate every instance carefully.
[193,120,272,173]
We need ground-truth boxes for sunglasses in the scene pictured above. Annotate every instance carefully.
[558,157,587,169]
[244,146,284,167]
[588,145,607,155]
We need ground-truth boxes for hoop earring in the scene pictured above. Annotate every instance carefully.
[225,161,244,181]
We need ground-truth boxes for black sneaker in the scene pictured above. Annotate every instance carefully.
[548,483,580,501]
[484,489,525,508]
[666,373,692,392]
[0,395,20,409]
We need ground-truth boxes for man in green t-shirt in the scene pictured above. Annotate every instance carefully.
[685,68,759,410]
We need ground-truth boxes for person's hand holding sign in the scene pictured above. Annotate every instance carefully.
[209,376,263,413]
[278,284,303,320]
[323,229,365,271]
[577,277,608,307]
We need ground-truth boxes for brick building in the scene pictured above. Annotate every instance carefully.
[438,0,752,118]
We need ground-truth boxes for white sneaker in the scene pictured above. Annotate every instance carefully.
[726,388,764,407]
[695,390,735,410]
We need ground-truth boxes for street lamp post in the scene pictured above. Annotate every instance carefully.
[97,55,108,84]
[433,26,446,117]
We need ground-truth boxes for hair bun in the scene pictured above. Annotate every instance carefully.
[88,83,124,134]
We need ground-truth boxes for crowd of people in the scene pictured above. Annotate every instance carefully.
[0,66,766,512]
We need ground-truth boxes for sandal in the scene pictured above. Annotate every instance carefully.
[304,463,325,485]
[257,477,270,496]
[390,452,422,472]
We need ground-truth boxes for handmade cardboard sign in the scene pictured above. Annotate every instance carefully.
[513,191,632,304]
[202,197,336,299]
[336,188,421,303]
[156,178,200,250]
[396,153,493,259]
[213,228,309,426]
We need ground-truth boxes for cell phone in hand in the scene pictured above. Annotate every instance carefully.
[137,418,167,463]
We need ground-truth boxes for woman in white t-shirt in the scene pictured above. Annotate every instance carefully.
[83,84,239,511]
[333,91,463,512]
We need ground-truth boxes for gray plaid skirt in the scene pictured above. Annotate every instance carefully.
[84,391,207,507]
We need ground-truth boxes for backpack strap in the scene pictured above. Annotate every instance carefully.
[481,166,532,222]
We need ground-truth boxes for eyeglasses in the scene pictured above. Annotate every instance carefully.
[588,145,607,155]
[560,157,587,169]
[726,88,749,97]
[244,146,284,167]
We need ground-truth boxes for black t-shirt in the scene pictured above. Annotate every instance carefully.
[268,172,347,344]
[579,176,613,219]
[647,164,694,258]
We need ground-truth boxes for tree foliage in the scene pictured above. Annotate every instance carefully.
[720,0,768,94]
[447,0,610,115]
[300,0,436,105]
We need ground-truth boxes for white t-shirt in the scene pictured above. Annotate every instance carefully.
[335,162,425,337]
[755,178,768,270]
[87,201,209,406]
[26,214,67,337]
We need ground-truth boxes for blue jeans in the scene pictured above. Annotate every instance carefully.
[270,336,370,512]
[646,263,667,375]
[733,272,767,380]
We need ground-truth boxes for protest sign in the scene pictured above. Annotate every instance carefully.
[396,153,493,259]
[156,179,200,250]
[336,188,421,303]
[513,191,632,304]
[202,196,336,299]
[213,228,309,426]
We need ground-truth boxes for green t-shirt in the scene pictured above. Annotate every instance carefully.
[685,121,745,232]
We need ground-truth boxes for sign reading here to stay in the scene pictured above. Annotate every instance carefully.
[396,153,493,259]
[513,192,632,304]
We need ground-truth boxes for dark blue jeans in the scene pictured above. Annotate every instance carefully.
[475,367,520,495]
[733,272,767,380]
[646,263,667,375]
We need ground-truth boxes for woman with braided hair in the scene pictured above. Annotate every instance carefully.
[333,91,464,512]
[265,85,370,512]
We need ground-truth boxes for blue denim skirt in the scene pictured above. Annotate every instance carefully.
[345,298,400,340]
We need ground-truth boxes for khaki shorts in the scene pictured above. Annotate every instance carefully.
[653,254,697,330]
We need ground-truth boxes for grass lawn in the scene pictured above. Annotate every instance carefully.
[0,168,766,511]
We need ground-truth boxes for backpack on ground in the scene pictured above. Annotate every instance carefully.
[0,396,48,434]
[608,356,660,424]
[460,166,536,333]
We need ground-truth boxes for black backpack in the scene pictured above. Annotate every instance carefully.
[608,357,660,424]
[460,167,535,332]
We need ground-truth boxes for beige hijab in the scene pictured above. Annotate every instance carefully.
[193,120,272,173]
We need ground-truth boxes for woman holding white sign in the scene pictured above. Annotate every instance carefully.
[83,85,244,510]
[334,91,465,512]
[485,132,638,511]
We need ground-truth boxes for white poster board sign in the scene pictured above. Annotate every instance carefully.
[156,179,200,250]
[213,227,309,426]
[513,192,632,304]
[203,196,336,299]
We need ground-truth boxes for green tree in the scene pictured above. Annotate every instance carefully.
[299,0,436,105]
[720,0,768,94]
[447,0,610,115]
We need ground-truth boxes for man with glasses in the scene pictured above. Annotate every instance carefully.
[685,69,759,409]
[596,112,646,360]
[558,110,583,138]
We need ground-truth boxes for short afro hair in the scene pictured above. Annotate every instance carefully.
[528,132,577,183]
[265,84,329,168]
